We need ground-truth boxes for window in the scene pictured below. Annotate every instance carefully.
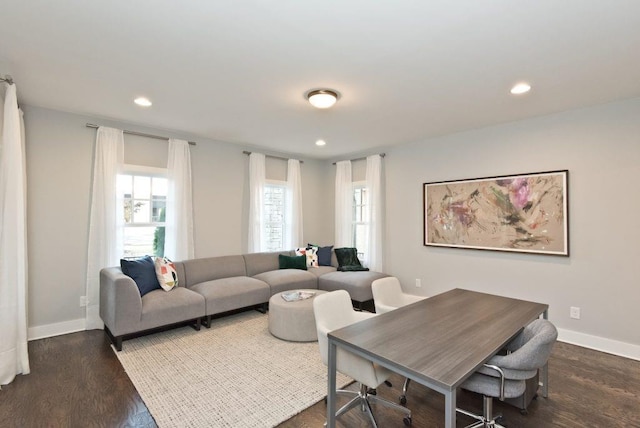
[353,183,369,261]
[263,182,286,251]
[118,166,168,258]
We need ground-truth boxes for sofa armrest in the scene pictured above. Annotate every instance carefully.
[100,267,142,336]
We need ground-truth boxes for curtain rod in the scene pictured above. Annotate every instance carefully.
[85,123,196,146]
[0,75,14,85]
[242,151,304,163]
[332,153,385,165]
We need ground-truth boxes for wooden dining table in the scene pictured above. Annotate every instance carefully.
[326,288,549,427]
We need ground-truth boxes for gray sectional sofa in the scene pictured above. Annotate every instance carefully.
[100,250,388,350]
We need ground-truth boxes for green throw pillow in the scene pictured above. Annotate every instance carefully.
[278,254,307,270]
[334,247,362,268]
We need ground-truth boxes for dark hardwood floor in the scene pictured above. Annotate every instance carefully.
[1,329,639,427]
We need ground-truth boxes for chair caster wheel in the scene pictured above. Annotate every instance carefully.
[403,415,412,426]
[399,395,407,405]
[385,380,393,387]
[520,409,529,415]
[368,388,377,395]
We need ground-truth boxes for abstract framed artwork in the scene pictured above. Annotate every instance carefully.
[423,170,569,256]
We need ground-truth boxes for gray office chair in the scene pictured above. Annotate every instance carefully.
[371,277,426,405]
[456,318,558,428]
[313,290,412,427]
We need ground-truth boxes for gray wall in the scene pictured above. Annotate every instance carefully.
[23,105,332,333]
[23,97,640,357]
[384,97,640,353]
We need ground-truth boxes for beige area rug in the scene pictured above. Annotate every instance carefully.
[114,310,352,427]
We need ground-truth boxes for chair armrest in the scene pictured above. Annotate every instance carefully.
[99,267,142,336]
[482,363,506,400]
[375,302,397,314]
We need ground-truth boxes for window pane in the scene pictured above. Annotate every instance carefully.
[133,176,151,199]
[124,198,134,223]
[153,226,165,257]
[123,226,157,258]
[355,224,367,260]
[152,200,166,222]
[133,200,150,223]
[264,184,286,251]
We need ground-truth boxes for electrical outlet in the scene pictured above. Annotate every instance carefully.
[79,296,87,307]
[570,306,580,319]
[415,278,422,288]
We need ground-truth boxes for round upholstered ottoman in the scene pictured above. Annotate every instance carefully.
[268,289,327,342]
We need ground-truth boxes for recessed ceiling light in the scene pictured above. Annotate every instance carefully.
[307,89,338,109]
[315,139,326,146]
[134,97,152,107]
[510,83,531,95]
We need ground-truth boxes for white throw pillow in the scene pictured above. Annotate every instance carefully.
[295,247,318,268]
[154,256,178,291]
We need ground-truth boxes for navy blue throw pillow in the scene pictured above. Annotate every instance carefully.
[309,244,333,266]
[121,255,161,297]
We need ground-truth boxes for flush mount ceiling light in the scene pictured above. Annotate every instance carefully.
[307,89,338,109]
[134,97,152,107]
[510,82,531,95]
[315,139,327,146]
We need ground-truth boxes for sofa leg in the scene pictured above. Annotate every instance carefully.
[104,326,123,351]
[192,318,201,331]
[204,315,212,328]
[255,303,267,314]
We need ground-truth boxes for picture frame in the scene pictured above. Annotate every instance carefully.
[423,170,569,256]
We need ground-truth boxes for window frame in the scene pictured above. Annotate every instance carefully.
[119,164,168,258]
[352,181,369,261]
[263,179,288,252]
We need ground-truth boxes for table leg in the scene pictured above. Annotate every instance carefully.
[445,389,456,428]
[327,339,337,428]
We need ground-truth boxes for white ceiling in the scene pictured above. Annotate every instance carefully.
[1,1,639,159]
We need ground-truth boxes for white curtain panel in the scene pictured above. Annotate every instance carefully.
[248,153,266,253]
[365,154,384,271]
[85,126,124,330]
[285,159,303,249]
[334,160,353,247]
[165,139,195,261]
[0,83,30,387]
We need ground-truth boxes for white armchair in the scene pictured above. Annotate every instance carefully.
[313,290,412,427]
[371,277,427,404]
[371,277,425,314]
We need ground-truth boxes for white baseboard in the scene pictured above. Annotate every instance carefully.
[558,328,640,361]
[28,318,86,341]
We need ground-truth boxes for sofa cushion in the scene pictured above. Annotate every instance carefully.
[139,287,205,331]
[189,276,270,315]
[254,269,318,295]
[180,255,247,287]
[244,251,292,277]
[318,271,389,302]
[306,265,337,278]
[279,254,307,270]
[120,256,161,296]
